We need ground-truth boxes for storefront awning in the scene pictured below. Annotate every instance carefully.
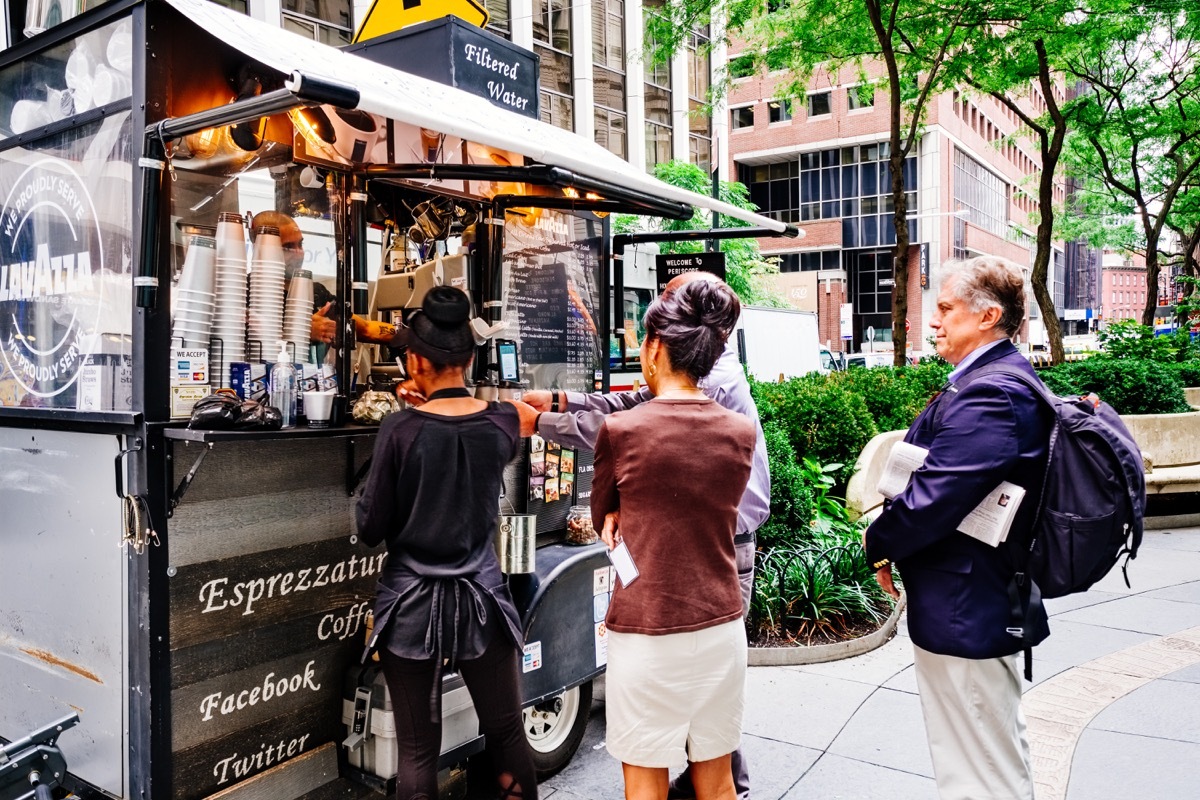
[165,0,802,238]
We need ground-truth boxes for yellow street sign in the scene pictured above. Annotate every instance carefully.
[354,0,489,43]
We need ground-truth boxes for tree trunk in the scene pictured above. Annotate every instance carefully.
[1031,40,1065,365]
[1143,226,1160,326]
[891,146,910,367]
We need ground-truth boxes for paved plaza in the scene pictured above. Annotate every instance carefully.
[537,525,1200,800]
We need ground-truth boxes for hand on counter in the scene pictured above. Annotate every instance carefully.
[506,399,540,437]
[310,302,336,344]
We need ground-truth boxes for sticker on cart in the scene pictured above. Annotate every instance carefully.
[593,592,609,623]
[522,641,543,673]
[593,566,611,596]
[594,621,608,668]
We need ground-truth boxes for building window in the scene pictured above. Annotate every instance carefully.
[643,0,673,169]
[593,0,626,157]
[835,144,916,245]
[768,100,791,123]
[807,91,831,117]
[540,91,574,129]
[953,148,1007,237]
[595,108,628,159]
[737,161,799,223]
[281,0,352,45]
[727,53,755,80]
[847,85,874,110]
[731,106,754,129]
[485,0,511,38]
[849,250,894,343]
[778,251,840,272]
[535,0,573,130]
[687,29,712,174]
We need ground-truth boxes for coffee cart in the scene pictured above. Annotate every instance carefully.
[0,2,798,799]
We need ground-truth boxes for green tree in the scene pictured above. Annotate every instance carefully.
[1062,9,1200,325]
[947,1,1102,364]
[645,0,991,365]
[614,160,787,306]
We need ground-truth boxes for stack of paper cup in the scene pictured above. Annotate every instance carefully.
[171,235,217,348]
[247,225,286,360]
[284,270,315,365]
[211,212,248,387]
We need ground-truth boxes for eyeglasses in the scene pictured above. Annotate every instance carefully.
[282,240,303,252]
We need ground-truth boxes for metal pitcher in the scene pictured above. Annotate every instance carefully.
[495,514,536,574]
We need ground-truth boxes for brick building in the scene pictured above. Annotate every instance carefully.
[1100,251,1150,324]
[725,56,1088,356]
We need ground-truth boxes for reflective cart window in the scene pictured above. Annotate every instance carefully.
[0,16,133,140]
[165,139,343,401]
[0,113,134,410]
[16,0,124,42]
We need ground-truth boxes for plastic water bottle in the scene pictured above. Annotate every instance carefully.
[270,341,297,428]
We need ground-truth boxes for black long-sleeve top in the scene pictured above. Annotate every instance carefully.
[356,402,523,671]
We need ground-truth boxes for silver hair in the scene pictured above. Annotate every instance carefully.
[938,256,1027,337]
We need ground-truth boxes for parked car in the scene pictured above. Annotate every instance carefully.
[844,352,914,369]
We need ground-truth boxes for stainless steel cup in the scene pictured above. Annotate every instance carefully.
[495,514,536,574]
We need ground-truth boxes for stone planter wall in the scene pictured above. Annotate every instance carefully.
[749,590,907,666]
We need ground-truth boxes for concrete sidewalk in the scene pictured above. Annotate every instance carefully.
[539,526,1200,800]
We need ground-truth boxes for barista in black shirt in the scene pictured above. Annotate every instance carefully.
[356,286,535,800]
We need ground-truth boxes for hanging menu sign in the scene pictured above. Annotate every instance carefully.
[501,211,604,393]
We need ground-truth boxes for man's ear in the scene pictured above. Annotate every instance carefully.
[979,305,1003,331]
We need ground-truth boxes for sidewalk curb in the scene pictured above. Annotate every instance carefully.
[747,590,907,667]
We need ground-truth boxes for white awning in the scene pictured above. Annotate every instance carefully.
[166,0,802,237]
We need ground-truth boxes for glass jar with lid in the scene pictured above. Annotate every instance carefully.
[565,505,597,545]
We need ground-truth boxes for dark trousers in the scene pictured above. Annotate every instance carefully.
[380,637,537,800]
[667,533,755,800]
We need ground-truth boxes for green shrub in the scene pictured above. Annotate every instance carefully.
[1098,319,1195,363]
[751,374,877,485]
[1039,358,1190,414]
[757,421,815,550]
[1171,359,1200,389]
[750,541,891,643]
[830,361,952,433]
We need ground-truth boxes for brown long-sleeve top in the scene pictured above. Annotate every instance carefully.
[591,397,756,635]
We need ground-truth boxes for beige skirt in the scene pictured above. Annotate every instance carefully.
[605,619,747,769]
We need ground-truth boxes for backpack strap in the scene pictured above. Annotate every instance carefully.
[930,358,1053,681]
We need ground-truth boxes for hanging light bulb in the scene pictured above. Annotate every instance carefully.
[179,126,222,159]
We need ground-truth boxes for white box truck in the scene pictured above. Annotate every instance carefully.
[734,306,826,380]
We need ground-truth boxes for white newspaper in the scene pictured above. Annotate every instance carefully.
[878,441,1025,547]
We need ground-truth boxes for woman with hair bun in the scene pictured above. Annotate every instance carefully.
[357,285,536,800]
[591,276,756,800]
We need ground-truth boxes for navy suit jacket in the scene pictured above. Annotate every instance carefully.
[864,341,1051,659]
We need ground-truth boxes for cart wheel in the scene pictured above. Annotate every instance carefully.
[522,680,593,778]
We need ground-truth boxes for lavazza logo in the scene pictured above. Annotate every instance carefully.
[0,158,103,397]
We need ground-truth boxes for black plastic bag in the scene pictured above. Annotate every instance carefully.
[187,392,241,429]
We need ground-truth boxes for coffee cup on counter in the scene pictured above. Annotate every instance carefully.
[304,390,336,428]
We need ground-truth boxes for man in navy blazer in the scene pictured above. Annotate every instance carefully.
[865,256,1051,800]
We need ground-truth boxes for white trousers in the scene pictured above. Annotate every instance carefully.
[912,644,1034,800]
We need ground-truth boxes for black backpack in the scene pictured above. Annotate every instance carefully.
[953,362,1146,598]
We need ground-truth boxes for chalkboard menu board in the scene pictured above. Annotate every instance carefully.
[501,211,605,394]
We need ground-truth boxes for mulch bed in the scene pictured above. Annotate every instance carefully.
[748,602,896,648]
